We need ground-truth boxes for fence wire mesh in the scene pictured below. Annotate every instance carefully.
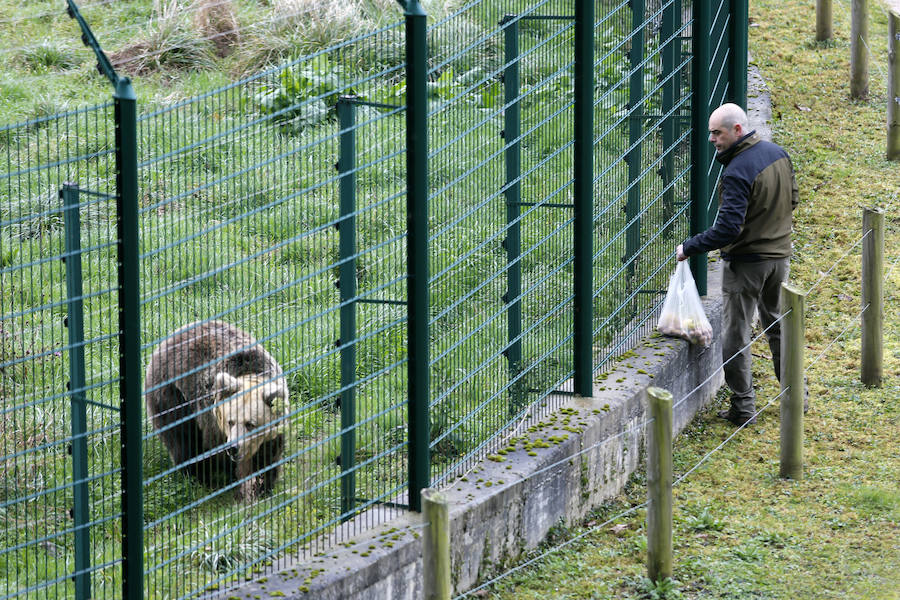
[135,19,413,598]
[592,0,693,367]
[427,0,582,486]
[0,0,739,597]
[1,106,122,598]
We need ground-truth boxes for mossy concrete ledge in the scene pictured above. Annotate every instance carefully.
[230,262,724,600]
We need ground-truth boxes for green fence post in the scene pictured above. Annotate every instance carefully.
[573,0,594,397]
[675,0,684,101]
[115,76,144,600]
[674,0,684,161]
[690,0,712,296]
[729,0,749,108]
[66,2,142,594]
[626,0,645,276]
[337,96,358,519]
[501,14,523,409]
[661,0,677,231]
[62,183,91,600]
[402,0,430,512]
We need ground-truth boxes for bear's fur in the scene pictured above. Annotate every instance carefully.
[144,320,287,502]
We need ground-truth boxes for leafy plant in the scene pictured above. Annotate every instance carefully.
[683,507,724,532]
[427,67,462,101]
[631,576,683,600]
[476,80,503,108]
[188,523,274,574]
[253,55,348,132]
[731,542,764,562]
[371,77,407,106]
[371,66,502,109]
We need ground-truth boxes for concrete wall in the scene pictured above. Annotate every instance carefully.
[228,263,725,600]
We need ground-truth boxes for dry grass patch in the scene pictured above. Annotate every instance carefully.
[110,0,217,75]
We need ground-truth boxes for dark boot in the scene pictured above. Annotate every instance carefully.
[717,409,757,426]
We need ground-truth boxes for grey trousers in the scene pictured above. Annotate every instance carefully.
[721,258,790,416]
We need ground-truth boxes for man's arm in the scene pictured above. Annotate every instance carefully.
[680,172,749,258]
[790,163,799,210]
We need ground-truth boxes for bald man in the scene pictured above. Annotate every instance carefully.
[676,103,799,426]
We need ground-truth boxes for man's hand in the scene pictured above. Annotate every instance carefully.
[676,244,687,261]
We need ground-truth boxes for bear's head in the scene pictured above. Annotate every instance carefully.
[212,372,286,465]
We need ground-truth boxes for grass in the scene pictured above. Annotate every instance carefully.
[472,0,900,598]
[0,0,410,125]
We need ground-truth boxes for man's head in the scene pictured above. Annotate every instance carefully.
[708,103,750,154]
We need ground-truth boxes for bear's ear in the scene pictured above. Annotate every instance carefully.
[214,372,241,396]
[262,381,286,407]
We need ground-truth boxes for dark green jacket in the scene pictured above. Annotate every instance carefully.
[683,131,799,261]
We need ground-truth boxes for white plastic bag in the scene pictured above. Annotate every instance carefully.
[657,261,713,346]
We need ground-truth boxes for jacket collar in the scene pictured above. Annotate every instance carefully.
[715,130,759,165]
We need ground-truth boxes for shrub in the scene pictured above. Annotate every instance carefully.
[20,42,81,72]
[251,55,349,132]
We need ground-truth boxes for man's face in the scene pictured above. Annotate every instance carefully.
[708,117,740,154]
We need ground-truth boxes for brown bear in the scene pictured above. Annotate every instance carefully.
[144,320,287,502]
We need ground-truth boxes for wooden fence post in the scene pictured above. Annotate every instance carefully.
[779,284,805,480]
[422,488,451,600]
[862,207,884,387]
[888,10,900,160]
[646,386,673,583]
[851,0,869,99]
[816,0,833,41]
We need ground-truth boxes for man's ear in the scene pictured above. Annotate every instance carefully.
[214,372,241,395]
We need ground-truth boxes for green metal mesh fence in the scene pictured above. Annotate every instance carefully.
[136,20,414,598]
[0,0,742,597]
[591,0,693,365]
[1,106,123,598]
[427,1,581,484]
